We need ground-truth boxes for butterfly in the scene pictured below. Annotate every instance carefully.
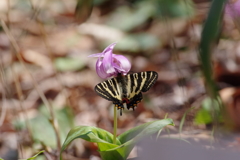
[95,71,158,115]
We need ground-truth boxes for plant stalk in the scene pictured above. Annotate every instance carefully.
[113,106,117,144]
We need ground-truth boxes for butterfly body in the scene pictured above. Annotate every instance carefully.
[95,71,158,115]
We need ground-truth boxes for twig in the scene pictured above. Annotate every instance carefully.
[11,66,34,143]
[0,63,7,126]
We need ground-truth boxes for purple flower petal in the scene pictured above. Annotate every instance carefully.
[225,0,240,18]
[88,53,103,57]
[102,50,116,75]
[102,43,117,54]
[96,58,109,79]
[112,54,131,74]
[89,42,131,79]
[88,43,117,58]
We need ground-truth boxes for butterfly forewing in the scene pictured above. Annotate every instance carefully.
[141,71,158,92]
[95,78,122,102]
[125,71,158,99]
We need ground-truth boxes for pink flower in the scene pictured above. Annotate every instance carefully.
[225,0,240,18]
[89,43,131,79]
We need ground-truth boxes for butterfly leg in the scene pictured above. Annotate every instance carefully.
[113,101,124,116]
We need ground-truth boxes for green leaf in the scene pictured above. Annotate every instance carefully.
[155,0,195,18]
[60,126,121,159]
[61,119,174,160]
[13,106,74,148]
[199,0,226,98]
[28,114,56,147]
[100,118,174,160]
[195,108,212,124]
[114,33,160,53]
[198,0,226,124]
[106,1,155,31]
[179,107,194,133]
[54,57,85,72]
[75,0,93,24]
[194,97,223,124]
[93,0,108,6]
[118,118,174,143]
[98,145,129,160]
[20,150,44,160]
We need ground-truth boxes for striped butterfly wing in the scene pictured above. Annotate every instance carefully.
[95,78,125,115]
[94,78,122,102]
[141,71,158,92]
[94,71,158,115]
[128,71,158,93]
[125,71,158,109]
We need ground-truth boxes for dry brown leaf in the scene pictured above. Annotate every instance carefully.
[220,87,240,130]
[22,50,52,70]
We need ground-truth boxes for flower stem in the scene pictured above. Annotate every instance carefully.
[113,106,117,144]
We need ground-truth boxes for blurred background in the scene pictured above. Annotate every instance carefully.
[1,0,240,159]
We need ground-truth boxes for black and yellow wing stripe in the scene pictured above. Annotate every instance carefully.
[94,71,158,115]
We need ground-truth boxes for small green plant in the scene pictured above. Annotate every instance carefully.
[20,151,44,160]
[61,119,173,160]
[60,43,174,160]
[198,0,226,125]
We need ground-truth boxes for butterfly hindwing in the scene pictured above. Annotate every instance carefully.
[126,92,143,110]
